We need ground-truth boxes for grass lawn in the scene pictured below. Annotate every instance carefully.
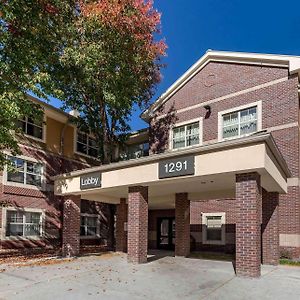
[280,259,300,266]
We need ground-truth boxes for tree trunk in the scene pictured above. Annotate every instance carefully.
[99,102,110,164]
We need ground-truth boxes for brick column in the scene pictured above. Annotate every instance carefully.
[62,195,81,257]
[175,193,190,257]
[262,190,279,265]
[127,186,148,264]
[236,173,262,277]
[116,198,128,252]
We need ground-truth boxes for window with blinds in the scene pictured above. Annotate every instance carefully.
[172,121,200,149]
[7,157,43,187]
[6,210,42,237]
[222,106,257,139]
[206,216,222,241]
[202,213,225,245]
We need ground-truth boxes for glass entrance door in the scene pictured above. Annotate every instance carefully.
[157,217,175,250]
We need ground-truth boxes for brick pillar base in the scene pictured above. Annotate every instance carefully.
[262,190,279,265]
[127,186,148,264]
[116,198,128,252]
[236,173,262,277]
[62,195,81,257]
[175,193,190,257]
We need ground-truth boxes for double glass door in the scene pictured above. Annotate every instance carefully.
[157,217,175,250]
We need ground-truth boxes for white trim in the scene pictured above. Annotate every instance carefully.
[155,77,287,121]
[280,234,300,247]
[74,129,100,160]
[202,212,226,245]
[217,101,262,142]
[169,117,203,151]
[266,122,298,133]
[287,177,300,187]
[142,50,300,119]
[3,154,47,191]
[80,213,101,239]
[1,207,45,241]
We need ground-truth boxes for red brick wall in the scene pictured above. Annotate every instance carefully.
[175,193,190,257]
[190,199,236,253]
[127,186,148,263]
[115,198,128,252]
[0,145,98,250]
[62,195,81,257]
[160,63,288,114]
[236,172,262,277]
[150,64,298,159]
[149,61,300,258]
[262,190,279,265]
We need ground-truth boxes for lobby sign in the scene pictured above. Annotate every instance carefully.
[159,156,195,179]
[80,172,102,190]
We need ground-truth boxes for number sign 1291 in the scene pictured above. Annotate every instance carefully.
[165,160,188,174]
[159,156,195,179]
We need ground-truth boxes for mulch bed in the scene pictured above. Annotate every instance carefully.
[0,245,110,265]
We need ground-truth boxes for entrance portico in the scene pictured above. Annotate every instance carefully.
[53,133,290,277]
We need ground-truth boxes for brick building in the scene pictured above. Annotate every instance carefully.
[3,50,300,278]
[0,97,115,253]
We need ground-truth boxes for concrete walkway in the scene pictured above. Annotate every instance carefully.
[0,252,300,300]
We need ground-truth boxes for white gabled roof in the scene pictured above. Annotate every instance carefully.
[141,50,300,120]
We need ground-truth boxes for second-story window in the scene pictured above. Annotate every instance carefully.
[76,132,99,158]
[126,142,149,160]
[7,157,43,187]
[172,121,199,149]
[222,106,257,139]
[19,117,44,140]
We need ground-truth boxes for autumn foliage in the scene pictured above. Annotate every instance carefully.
[80,0,166,56]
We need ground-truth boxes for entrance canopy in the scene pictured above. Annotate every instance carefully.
[53,133,290,209]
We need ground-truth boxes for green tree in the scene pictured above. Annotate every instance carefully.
[48,0,166,163]
[0,0,166,166]
[0,1,77,168]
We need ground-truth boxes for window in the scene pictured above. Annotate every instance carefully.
[6,210,42,238]
[172,121,200,149]
[18,116,44,140]
[80,215,99,237]
[222,106,258,139]
[202,213,225,245]
[7,157,43,187]
[76,132,99,158]
[121,142,150,160]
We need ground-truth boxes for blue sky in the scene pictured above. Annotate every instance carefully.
[47,0,300,130]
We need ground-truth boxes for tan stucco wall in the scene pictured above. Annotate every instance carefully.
[54,142,287,199]
[46,117,64,154]
[45,117,74,158]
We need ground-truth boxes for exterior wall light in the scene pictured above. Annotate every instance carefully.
[204,105,211,119]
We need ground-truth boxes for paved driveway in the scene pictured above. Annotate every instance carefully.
[0,251,300,300]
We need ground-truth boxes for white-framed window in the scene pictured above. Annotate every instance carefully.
[3,208,44,239]
[76,131,99,158]
[18,116,44,141]
[218,101,262,141]
[6,156,44,188]
[80,214,100,238]
[202,212,226,245]
[170,118,202,150]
